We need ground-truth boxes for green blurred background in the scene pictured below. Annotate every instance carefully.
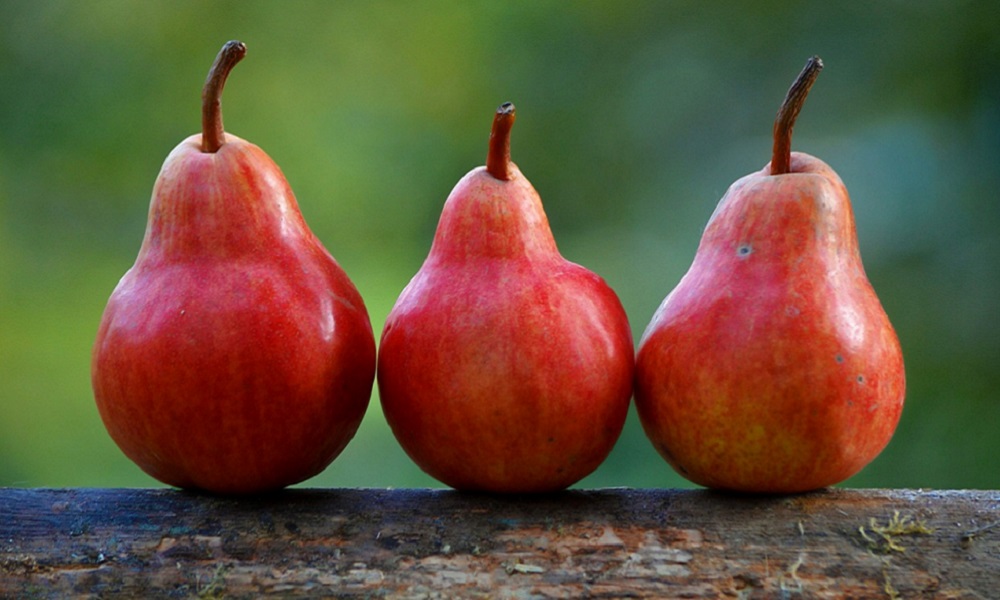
[1,2,997,490]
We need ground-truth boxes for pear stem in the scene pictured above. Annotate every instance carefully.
[201,40,247,153]
[486,102,516,181]
[771,55,823,175]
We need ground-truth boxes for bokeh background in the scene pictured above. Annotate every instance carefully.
[1,2,998,490]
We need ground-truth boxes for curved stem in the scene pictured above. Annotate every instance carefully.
[486,102,516,181]
[771,55,823,175]
[201,40,247,153]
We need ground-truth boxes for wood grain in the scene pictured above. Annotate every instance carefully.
[1,488,998,598]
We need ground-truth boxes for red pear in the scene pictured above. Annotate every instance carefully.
[635,57,905,493]
[91,41,376,494]
[377,103,634,493]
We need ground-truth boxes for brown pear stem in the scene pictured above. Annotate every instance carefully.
[771,55,823,175]
[201,40,247,153]
[486,102,516,181]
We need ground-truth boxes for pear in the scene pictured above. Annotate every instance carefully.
[377,103,634,493]
[91,41,376,494]
[635,57,905,493]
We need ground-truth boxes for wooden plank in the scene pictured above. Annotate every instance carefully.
[1,488,998,598]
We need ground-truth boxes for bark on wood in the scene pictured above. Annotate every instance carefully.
[1,488,998,598]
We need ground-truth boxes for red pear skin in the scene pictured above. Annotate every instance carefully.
[377,104,634,493]
[91,42,376,494]
[635,58,905,494]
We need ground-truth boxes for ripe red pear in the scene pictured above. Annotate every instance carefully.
[635,57,905,494]
[377,103,634,493]
[91,41,376,494]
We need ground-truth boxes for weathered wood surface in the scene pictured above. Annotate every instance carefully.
[1,488,998,598]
